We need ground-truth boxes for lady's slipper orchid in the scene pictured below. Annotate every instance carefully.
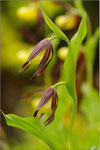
[19,39,53,79]
[33,87,58,126]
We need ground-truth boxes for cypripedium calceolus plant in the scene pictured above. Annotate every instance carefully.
[2,2,89,149]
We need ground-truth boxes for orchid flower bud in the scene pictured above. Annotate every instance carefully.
[19,39,53,79]
[33,87,58,126]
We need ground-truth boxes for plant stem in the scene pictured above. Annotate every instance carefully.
[87,63,93,87]
[49,34,58,41]
[44,69,52,88]
[68,97,77,149]
[53,81,67,88]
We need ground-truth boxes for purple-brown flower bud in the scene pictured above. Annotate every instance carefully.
[33,87,58,126]
[19,38,53,79]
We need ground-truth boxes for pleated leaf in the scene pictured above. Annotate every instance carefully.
[2,112,66,149]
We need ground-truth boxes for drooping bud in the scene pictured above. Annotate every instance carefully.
[33,87,58,126]
[19,39,53,79]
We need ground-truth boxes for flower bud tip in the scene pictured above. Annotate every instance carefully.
[18,69,22,73]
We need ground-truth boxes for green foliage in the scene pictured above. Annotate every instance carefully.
[74,0,85,16]
[63,13,87,100]
[2,9,87,149]
[41,8,69,45]
[81,83,99,127]
[2,112,66,149]
[40,1,64,19]
[84,27,99,66]
[40,8,87,100]
[84,27,99,84]
[74,0,92,39]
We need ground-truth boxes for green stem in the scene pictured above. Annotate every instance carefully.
[44,69,52,88]
[68,97,77,149]
[49,34,58,41]
[53,80,77,149]
[53,81,67,88]
[87,63,93,87]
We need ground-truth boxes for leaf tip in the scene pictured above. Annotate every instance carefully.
[0,110,7,120]
[40,7,44,15]
[0,109,5,116]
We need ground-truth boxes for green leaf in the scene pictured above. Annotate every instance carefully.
[84,27,99,65]
[83,27,99,84]
[2,111,65,149]
[81,83,99,127]
[63,12,87,100]
[70,12,87,64]
[74,0,92,39]
[41,8,69,45]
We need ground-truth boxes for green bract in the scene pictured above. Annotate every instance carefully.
[41,8,70,45]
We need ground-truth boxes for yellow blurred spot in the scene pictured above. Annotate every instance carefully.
[17,50,30,62]
[32,97,52,114]
[55,15,76,30]
[55,15,67,29]
[57,47,68,61]
[16,6,38,22]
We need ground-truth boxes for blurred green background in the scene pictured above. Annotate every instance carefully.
[1,1,99,149]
